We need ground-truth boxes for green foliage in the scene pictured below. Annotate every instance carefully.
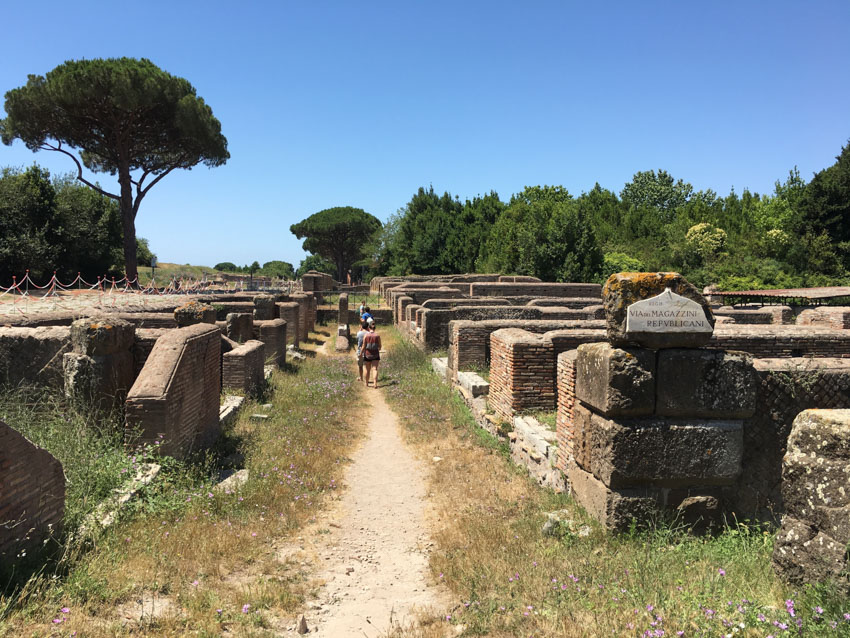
[290,206,381,280]
[296,254,335,278]
[799,142,850,254]
[260,260,295,279]
[602,252,645,281]
[214,262,238,272]
[684,223,727,261]
[1,57,229,280]
[134,237,156,268]
[0,166,127,281]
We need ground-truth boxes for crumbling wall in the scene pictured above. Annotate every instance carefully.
[125,324,221,458]
[489,329,556,422]
[0,326,70,388]
[796,307,850,330]
[772,409,850,591]
[0,420,65,563]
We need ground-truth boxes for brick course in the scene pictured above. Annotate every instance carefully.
[125,324,221,458]
[222,340,266,396]
[0,420,65,563]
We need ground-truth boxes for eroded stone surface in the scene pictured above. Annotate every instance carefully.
[174,301,216,327]
[70,316,134,355]
[575,343,655,416]
[656,349,756,418]
[603,272,714,348]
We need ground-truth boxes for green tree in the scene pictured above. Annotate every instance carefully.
[214,262,239,272]
[799,142,850,246]
[392,187,463,274]
[296,254,335,278]
[261,260,295,279]
[135,238,156,268]
[290,206,381,281]
[0,166,55,281]
[0,57,229,282]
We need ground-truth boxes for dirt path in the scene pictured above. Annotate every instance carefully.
[281,370,448,637]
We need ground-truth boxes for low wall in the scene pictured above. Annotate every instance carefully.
[222,340,266,395]
[469,282,602,299]
[448,319,604,375]
[0,419,65,563]
[0,326,71,388]
[714,306,793,325]
[115,312,178,328]
[489,328,557,422]
[796,307,850,330]
[125,324,221,458]
[212,301,255,320]
[711,325,850,357]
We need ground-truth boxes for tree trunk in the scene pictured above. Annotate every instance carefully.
[118,164,138,284]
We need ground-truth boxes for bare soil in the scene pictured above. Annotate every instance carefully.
[277,370,450,637]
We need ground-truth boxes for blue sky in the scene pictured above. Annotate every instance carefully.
[1,1,848,269]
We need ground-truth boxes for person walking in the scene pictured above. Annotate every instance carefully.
[355,319,368,383]
[362,318,381,388]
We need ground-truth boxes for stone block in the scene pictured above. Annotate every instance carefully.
[457,371,489,397]
[63,350,133,409]
[602,272,714,348]
[781,409,850,543]
[174,301,216,327]
[656,349,756,418]
[253,294,277,320]
[572,403,593,471]
[70,316,134,356]
[772,516,848,590]
[225,312,253,343]
[335,335,350,352]
[431,357,448,379]
[589,414,743,488]
[575,343,655,416]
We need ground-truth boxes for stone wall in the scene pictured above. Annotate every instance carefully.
[772,409,850,591]
[222,340,266,395]
[63,317,135,410]
[0,419,65,563]
[213,301,255,320]
[733,358,850,523]
[469,282,602,299]
[0,326,70,388]
[254,319,287,367]
[125,324,221,458]
[289,293,310,341]
[115,312,178,328]
[714,306,793,325]
[711,325,850,357]
[225,312,253,343]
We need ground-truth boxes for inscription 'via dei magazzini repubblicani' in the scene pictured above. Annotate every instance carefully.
[626,288,713,334]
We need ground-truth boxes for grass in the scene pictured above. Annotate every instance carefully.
[0,328,365,636]
[379,327,850,637]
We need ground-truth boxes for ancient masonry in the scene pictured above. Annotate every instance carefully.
[377,271,850,588]
[0,279,347,562]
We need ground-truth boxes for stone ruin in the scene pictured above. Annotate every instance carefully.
[0,290,319,560]
[395,270,850,589]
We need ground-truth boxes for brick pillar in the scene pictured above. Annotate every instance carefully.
[555,349,577,473]
[488,328,555,423]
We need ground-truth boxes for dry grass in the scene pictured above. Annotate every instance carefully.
[379,328,850,637]
[0,328,365,636]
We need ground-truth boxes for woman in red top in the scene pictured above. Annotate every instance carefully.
[361,318,382,388]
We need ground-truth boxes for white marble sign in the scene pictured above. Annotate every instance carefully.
[626,288,712,334]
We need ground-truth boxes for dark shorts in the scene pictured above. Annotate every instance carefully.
[364,355,380,362]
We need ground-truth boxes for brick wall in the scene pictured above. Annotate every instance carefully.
[489,329,556,422]
[254,319,287,367]
[289,293,310,341]
[0,420,65,563]
[276,302,300,347]
[448,319,604,375]
[0,326,71,389]
[714,306,793,325]
[125,324,221,458]
[526,297,603,309]
[132,329,168,378]
[555,350,577,473]
[420,306,544,351]
[796,307,850,330]
[499,275,541,282]
[470,282,602,298]
[222,340,266,396]
[115,312,178,328]
[733,358,850,524]
[711,325,850,357]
